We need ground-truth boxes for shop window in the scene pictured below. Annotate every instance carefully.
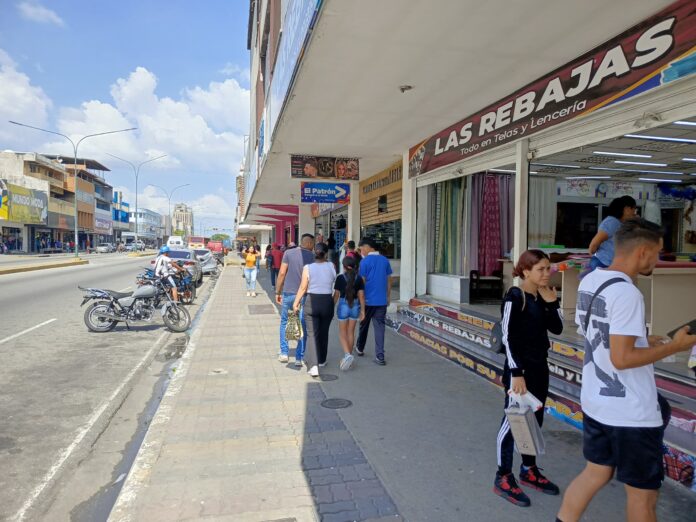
[378,195,388,213]
[428,178,466,274]
[361,220,401,259]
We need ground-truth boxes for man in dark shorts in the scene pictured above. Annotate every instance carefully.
[557,219,696,522]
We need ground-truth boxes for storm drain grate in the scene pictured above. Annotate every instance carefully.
[248,304,276,315]
[321,398,352,409]
[319,373,338,382]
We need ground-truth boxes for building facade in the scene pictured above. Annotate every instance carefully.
[112,191,131,244]
[172,203,194,237]
[129,208,163,246]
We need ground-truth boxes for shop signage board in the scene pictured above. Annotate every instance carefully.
[94,217,113,234]
[409,0,696,177]
[300,182,350,204]
[0,180,8,220]
[291,154,359,180]
[1,180,48,224]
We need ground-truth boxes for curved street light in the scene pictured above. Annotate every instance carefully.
[8,120,137,257]
[105,152,167,246]
[147,183,190,236]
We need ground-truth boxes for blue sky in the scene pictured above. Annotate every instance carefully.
[0,0,251,234]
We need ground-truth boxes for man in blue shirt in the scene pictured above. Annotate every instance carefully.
[356,237,392,365]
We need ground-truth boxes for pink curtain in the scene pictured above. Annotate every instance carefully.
[478,174,502,276]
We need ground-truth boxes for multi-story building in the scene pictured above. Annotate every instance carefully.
[112,191,131,244]
[129,208,163,247]
[0,151,72,252]
[172,203,194,237]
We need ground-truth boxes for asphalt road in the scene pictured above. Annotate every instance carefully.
[0,254,202,520]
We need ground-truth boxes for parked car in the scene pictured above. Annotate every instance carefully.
[96,243,114,253]
[150,248,203,287]
[167,236,186,249]
[126,240,145,252]
[194,248,219,275]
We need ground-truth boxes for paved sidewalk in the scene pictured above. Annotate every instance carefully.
[110,266,696,522]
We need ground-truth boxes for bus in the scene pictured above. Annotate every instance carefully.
[188,236,207,249]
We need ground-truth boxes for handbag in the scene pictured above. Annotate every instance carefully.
[505,392,546,456]
[491,287,525,354]
[285,311,304,341]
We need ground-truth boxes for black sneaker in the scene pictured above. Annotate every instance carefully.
[493,472,530,507]
[374,356,386,366]
[519,465,560,495]
[356,346,365,356]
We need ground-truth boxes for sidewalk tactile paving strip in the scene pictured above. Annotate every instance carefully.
[248,304,277,315]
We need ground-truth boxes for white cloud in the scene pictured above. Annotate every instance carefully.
[0,48,52,148]
[184,78,249,133]
[17,2,65,27]
[219,62,251,83]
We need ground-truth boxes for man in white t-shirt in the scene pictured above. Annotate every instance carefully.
[558,219,696,522]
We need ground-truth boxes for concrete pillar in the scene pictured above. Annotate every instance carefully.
[399,150,417,303]
[347,181,361,243]
[415,185,428,296]
[298,204,313,237]
[513,139,530,264]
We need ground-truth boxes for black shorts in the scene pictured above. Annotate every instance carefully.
[583,413,664,490]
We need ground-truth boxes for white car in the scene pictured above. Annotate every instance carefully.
[96,243,114,253]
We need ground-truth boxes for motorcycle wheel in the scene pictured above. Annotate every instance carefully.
[163,304,191,332]
[84,301,118,332]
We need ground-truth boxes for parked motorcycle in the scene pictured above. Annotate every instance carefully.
[79,279,191,333]
[138,267,196,305]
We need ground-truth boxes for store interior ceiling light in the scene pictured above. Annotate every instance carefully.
[588,166,684,175]
[674,120,696,126]
[624,134,696,144]
[614,160,667,167]
[639,178,682,183]
[592,151,652,158]
[532,162,580,169]
[565,176,612,180]
[489,168,538,174]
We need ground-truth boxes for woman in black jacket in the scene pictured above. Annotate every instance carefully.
[494,249,564,508]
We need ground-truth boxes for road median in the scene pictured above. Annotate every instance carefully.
[126,250,157,258]
[0,258,89,275]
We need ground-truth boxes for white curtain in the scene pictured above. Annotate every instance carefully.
[528,177,557,247]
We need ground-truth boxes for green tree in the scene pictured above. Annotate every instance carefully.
[172,229,185,236]
[211,233,230,241]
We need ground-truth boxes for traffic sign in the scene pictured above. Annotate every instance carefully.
[300,182,351,204]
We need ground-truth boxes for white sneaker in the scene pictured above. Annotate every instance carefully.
[308,365,319,377]
[252,292,256,297]
[246,291,250,297]
[339,354,355,371]
[294,358,303,367]
[278,354,289,363]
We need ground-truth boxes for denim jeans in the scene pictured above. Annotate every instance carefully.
[280,292,306,359]
[244,267,257,291]
[270,267,279,287]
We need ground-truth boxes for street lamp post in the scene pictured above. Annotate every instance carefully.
[105,153,167,248]
[8,121,136,257]
[148,183,190,236]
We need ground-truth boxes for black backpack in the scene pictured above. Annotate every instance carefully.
[491,287,525,354]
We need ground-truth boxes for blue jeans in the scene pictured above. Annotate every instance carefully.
[280,292,307,359]
[244,267,257,291]
[337,297,360,321]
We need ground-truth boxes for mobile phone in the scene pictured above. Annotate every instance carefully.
[667,319,696,339]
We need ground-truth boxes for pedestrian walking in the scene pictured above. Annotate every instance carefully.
[493,249,563,507]
[293,242,337,377]
[334,256,365,371]
[269,243,283,288]
[265,244,272,270]
[276,234,314,365]
[243,246,260,297]
[355,237,392,365]
[557,219,696,522]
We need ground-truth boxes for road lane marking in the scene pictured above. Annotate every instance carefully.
[12,330,170,522]
[0,319,57,346]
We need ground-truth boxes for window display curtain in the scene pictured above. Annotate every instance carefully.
[434,178,465,274]
[528,177,557,246]
[498,175,514,257]
[478,174,502,276]
[467,174,485,272]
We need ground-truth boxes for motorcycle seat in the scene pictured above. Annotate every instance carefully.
[107,290,133,299]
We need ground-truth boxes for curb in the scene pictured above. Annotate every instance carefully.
[0,259,89,276]
[126,251,157,258]
[12,330,172,522]
[108,267,228,522]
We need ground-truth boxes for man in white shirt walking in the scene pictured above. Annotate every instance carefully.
[557,219,696,522]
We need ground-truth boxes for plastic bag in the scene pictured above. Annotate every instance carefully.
[285,311,303,341]
[508,391,544,412]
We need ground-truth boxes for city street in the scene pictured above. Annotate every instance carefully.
[0,255,211,521]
